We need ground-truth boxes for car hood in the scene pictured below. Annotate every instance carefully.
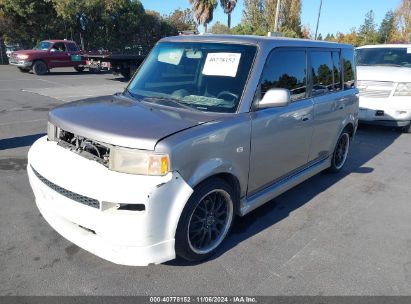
[11,50,47,58]
[49,95,226,150]
[357,65,411,83]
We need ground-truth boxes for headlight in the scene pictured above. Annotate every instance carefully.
[16,54,29,60]
[47,122,58,141]
[109,146,169,176]
[394,83,411,96]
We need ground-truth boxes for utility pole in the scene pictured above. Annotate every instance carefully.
[273,0,281,32]
[314,0,323,40]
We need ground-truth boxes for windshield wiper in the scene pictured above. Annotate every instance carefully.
[142,96,201,112]
[123,88,141,101]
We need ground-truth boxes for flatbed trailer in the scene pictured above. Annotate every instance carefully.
[83,53,145,79]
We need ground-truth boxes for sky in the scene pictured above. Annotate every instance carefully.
[139,0,400,36]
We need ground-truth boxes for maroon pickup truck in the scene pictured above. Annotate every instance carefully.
[9,40,86,75]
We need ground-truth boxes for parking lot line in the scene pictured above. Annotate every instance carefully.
[0,119,46,126]
[37,78,70,87]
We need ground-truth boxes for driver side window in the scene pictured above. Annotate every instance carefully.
[259,49,307,102]
[52,43,66,52]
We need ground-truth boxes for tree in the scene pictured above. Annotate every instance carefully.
[263,0,276,32]
[242,0,265,34]
[188,0,217,33]
[317,33,323,40]
[344,28,360,46]
[280,0,302,36]
[166,8,196,32]
[220,0,236,28]
[301,25,312,39]
[392,0,411,43]
[210,21,230,34]
[242,0,302,36]
[230,23,256,35]
[358,10,378,45]
[378,10,395,43]
[0,0,63,47]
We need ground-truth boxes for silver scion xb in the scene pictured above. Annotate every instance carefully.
[27,35,359,266]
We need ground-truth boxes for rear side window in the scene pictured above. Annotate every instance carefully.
[67,43,78,52]
[342,48,355,89]
[310,51,334,96]
[260,50,307,102]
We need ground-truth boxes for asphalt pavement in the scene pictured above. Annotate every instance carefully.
[1,65,411,296]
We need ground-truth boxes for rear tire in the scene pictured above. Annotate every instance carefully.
[175,178,235,262]
[328,130,351,173]
[74,66,85,72]
[401,123,411,133]
[89,67,101,73]
[120,68,130,79]
[33,61,48,75]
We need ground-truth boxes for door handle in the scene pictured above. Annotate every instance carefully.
[338,97,348,110]
[301,115,311,122]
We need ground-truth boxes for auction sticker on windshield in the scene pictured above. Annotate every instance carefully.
[202,53,241,77]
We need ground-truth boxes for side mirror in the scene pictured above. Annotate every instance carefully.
[256,88,291,109]
[50,48,57,52]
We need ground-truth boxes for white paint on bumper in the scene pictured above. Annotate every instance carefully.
[359,96,411,126]
[27,136,193,266]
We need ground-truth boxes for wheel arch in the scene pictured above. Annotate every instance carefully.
[32,58,47,67]
[332,115,357,150]
[32,59,49,73]
[343,122,355,138]
[190,172,242,215]
[187,159,247,214]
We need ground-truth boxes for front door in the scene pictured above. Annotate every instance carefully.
[49,42,70,68]
[247,48,314,195]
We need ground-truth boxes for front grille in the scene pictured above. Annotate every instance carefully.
[359,90,392,98]
[57,129,110,167]
[357,80,393,98]
[31,165,100,209]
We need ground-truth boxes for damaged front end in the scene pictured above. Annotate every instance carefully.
[47,122,111,166]
[27,133,194,265]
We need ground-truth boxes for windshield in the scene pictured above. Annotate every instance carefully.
[127,42,257,113]
[356,47,411,68]
[33,41,52,51]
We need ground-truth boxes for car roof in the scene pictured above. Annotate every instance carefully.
[43,40,76,44]
[356,44,411,49]
[160,34,352,49]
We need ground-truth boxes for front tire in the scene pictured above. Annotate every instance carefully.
[33,61,48,75]
[328,130,350,173]
[120,68,131,79]
[18,67,29,73]
[175,178,235,262]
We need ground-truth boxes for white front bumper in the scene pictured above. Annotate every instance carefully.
[27,137,193,266]
[359,96,411,126]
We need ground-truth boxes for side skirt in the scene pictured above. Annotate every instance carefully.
[239,156,332,216]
